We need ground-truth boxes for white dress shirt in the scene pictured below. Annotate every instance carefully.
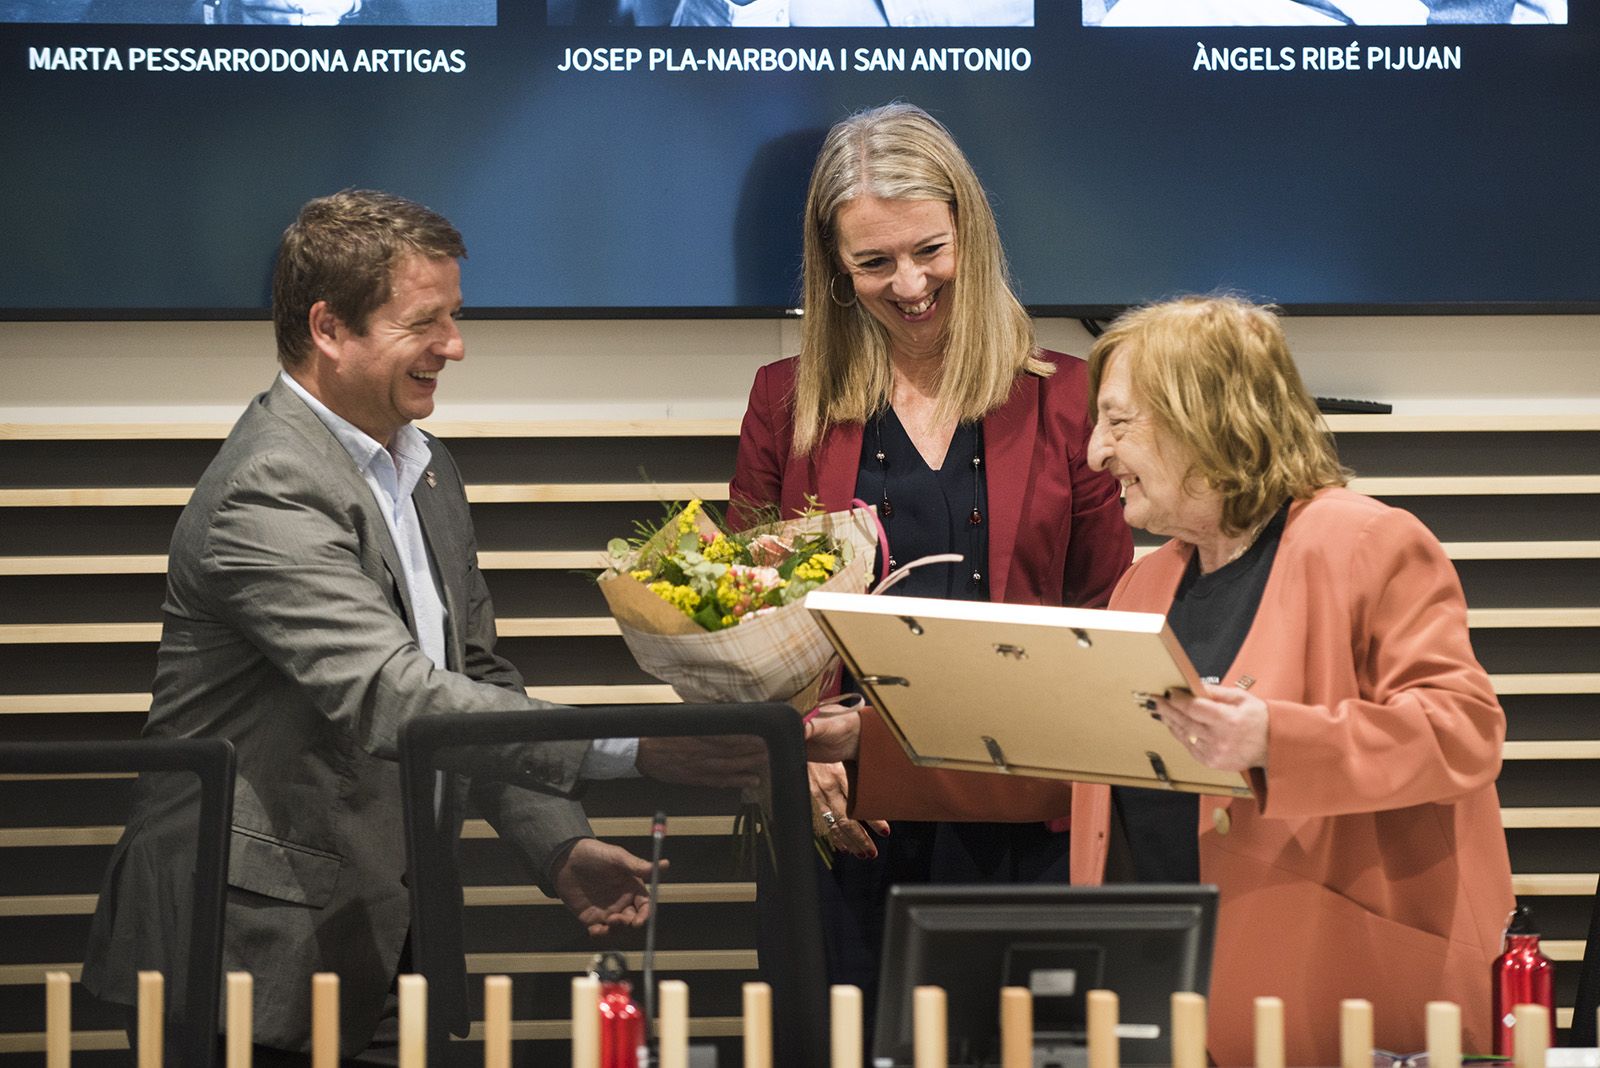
[282,371,447,667]
[280,372,640,776]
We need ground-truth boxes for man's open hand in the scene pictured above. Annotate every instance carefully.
[552,838,666,937]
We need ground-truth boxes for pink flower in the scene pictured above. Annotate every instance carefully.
[746,533,793,567]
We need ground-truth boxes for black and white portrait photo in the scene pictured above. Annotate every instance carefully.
[1083,0,1562,24]
[1,0,495,24]
[549,0,1033,27]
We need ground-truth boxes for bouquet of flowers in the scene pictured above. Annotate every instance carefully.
[597,498,878,711]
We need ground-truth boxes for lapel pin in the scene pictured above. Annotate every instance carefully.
[425,470,437,489]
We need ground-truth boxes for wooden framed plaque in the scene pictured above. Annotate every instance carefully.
[806,591,1251,797]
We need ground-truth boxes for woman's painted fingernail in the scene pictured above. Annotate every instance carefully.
[1150,712,1162,721]
[1143,698,1157,711]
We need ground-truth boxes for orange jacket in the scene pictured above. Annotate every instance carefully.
[853,488,1514,1065]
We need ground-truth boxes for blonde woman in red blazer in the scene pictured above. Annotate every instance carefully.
[814,296,1514,1065]
[732,103,1133,1042]
[730,102,1133,853]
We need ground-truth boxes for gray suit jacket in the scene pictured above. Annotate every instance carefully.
[84,377,591,1054]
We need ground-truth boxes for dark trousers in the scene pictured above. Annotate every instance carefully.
[127,988,400,1066]
[213,1041,397,1067]
[819,819,1071,1066]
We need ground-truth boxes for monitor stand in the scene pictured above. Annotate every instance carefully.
[870,1038,1089,1067]
[1033,1041,1089,1068]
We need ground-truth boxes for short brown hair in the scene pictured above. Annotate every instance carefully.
[792,102,1048,455]
[1087,296,1349,536]
[272,190,465,369]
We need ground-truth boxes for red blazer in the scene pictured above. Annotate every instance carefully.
[854,488,1515,1065]
[729,352,1132,608]
[731,351,1134,824]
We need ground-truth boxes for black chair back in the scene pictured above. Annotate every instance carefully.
[0,738,234,1068]
[400,702,828,1065]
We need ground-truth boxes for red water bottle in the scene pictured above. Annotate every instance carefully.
[1493,905,1555,1056]
[593,952,645,1068]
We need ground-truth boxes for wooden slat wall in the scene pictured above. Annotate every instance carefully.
[0,413,1596,1062]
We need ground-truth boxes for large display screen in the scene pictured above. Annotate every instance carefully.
[2,0,1594,317]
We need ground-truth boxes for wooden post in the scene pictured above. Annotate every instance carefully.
[831,985,863,1068]
[482,976,510,1068]
[1087,990,1119,1068]
[1426,1001,1461,1068]
[743,982,773,1068]
[311,974,339,1068]
[658,979,689,1068]
[1340,999,1373,1068]
[1171,992,1207,1068]
[45,970,70,1068]
[1000,986,1033,1068]
[1253,997,1285,1068]
[914,986,947,1068]
[571,975,600,1068]
[137,972,163,1068]
[227,972,252,1068]
[398,974,426,1068]
[1512,1005,1549,1068]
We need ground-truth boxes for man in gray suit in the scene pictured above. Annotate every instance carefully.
[83,190,755,1063]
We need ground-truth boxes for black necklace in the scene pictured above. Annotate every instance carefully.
[873,412,987,590]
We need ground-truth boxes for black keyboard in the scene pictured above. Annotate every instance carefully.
[1315,397,1393,415]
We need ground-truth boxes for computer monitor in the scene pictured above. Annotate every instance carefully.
[873,884,1218,1068]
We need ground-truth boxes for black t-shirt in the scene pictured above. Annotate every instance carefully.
[1111,502,1290,884]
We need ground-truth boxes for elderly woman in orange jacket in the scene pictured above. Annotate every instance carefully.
[810,295,1515,1066]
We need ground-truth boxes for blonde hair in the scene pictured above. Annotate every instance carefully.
[791,102,1048,455]
[1087,296,1350,536]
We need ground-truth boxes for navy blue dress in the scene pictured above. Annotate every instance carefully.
[817,409,1072,1048]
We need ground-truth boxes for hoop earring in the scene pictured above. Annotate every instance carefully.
[829,273,858,308]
